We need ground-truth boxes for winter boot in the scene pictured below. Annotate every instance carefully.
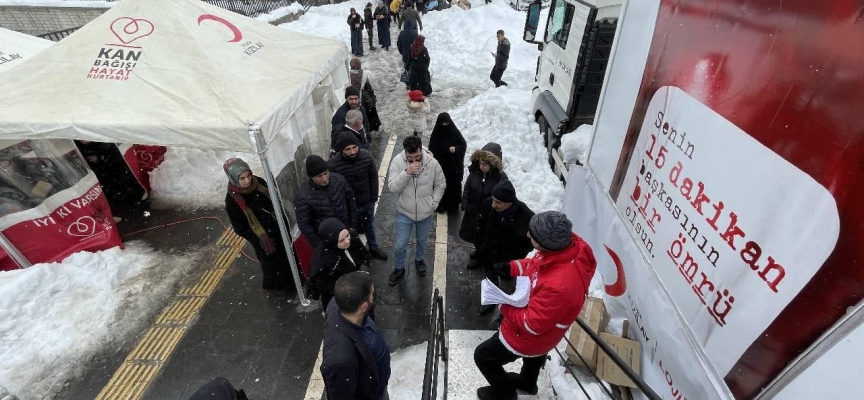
[506,372,539,395]
[477,386,516,400]
[415,259,428,276]
[388,268,406,286]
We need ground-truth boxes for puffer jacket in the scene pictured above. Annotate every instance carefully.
[459,143,507,243]
[294,172,358,247]
[329,149,379,206]
[499,233,597,357]
[387,148,446,221]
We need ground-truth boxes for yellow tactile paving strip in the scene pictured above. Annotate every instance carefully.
[95,228,245,400]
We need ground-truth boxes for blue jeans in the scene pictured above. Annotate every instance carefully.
[358,202,379,249]
[394,212,434,270]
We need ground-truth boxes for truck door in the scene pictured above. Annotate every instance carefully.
[539,0,595,116]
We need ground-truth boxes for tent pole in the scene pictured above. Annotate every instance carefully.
[0,231,30,268]
[249,123,311,307]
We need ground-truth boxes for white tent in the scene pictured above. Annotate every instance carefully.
[0,0,351,303]
[0,27,53,74]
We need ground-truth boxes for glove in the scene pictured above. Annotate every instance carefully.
[492,261,511,278]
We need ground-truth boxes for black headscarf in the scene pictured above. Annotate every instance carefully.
[429,113,467,174]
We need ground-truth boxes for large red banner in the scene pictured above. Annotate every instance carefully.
[119,144,167,192]
[0,173,122,270]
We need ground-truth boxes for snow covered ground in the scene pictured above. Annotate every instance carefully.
[0,242,203,399]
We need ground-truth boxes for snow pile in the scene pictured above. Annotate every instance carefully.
[149,147,262,210]
[0,242,202,399]
[282,0,541,90]
[448,87,564,213]
[254,3,305,22]
[560,123,593,165]
[387,342,442,399]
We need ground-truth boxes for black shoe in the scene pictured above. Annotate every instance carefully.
[369,247,389,260]
[477,386,516,400]
[370,46,377,50]
[466,259,479,270]
[506,372,539,395]
[469,250,477,259]
[478,304,495,315]
[415,259,427,276]
[388,269,405,286]
[501,81,508,86]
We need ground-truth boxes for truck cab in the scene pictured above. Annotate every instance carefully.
[523,0,621,174]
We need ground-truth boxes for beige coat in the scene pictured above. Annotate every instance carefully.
[387,148,446,221]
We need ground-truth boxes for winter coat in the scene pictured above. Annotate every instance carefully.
[499,233,597,357]
[408,48,433,96]
[321,301,381,400]
[390,0,402,13]
[349,68,379,127]
[387,148,446,221]
[397,29,419,66]
[475,197,535,267]
[309,218,369,309]
[294,172,359,247]
[331,102,371,143]
[428,113,467,212]
[363,8,375,29]
[374,6,392,47]
[399,8,422,30]
[329,149,379,206]
[495,38,511,69]
[335,125,372,153]
[348,13,364,31]
[459,143,507,243]
[406,98,430,135]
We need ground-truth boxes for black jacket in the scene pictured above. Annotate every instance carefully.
[459,146,507,243]
[495,38,510,69]
[348,13,364,31]
[408,48,432,96]
[363,8,375,28]
[309,219,370,308]
[475,197,535,267]
[331,102,371,143]
[225,177,282,253]
[294,172,358,247]
[329,149,379,206]
[321,301,380,400]
[397,28,419,65]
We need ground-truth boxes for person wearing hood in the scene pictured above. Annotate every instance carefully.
[309,218,371,310]
[385,135,446,286]
[224,158,292,293]
[332,85,372,140]
[329,132,388,261]
[407,35,433,96]
[348,8,364,57]
[295,155,359,248]
[474,211,597,400]
[472,180,535,316]
[428,112,467,214]
[373,3,392,51]
[459,142,508,257]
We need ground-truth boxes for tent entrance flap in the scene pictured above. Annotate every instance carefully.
[250,124,310,307]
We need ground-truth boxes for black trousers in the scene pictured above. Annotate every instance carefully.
[474,332,547,396]
[367,26,375,46]
[490,66,507,87]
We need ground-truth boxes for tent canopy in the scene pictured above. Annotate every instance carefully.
[0,0,348,153]
[0,27,53,74]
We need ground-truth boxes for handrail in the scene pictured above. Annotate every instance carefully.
[421,289,447,400]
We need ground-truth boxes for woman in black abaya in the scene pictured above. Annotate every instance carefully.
[428,112,467,213]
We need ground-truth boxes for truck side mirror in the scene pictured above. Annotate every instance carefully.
[523,1,542,44]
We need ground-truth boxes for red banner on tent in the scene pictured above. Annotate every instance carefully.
[119,144,166,192]
[0,173,122,270]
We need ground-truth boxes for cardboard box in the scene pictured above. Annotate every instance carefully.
[565,297,610,371]
[596,332,642,388]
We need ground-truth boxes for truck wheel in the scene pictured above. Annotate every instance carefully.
[537,115,555,169]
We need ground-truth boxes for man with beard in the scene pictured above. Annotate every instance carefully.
[295,155,359,248]
[329,132,388,260]
[331,86,371,141]
[321,271,391,399]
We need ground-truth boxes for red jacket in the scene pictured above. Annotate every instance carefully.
[499,233,597,357]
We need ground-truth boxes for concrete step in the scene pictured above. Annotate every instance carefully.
[446,330,558,400]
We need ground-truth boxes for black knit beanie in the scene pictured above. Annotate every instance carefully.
[345,86,360,99]
[305,155,329,177]
[491,179,516,203]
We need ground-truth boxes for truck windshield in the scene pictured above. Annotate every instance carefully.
[548,0,575,49]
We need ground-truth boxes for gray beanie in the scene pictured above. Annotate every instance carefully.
[529,211,573,251]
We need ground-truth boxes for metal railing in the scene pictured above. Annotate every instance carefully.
[421,289,448,400]
[553,317,662,400]
[37,27,80,41]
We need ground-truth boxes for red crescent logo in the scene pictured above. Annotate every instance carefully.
[197,14,243,43]
[604,245,627,297]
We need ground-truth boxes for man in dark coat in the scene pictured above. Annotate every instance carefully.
[490,30,510,87]
[397,26,419,70]
[398,4,423,30]
[224,158,292,293]
[321,271,391,400]
[295,155,359,248]
[363,3,377,50]
[472,179,535,315]
[348,8,364,56]
[332,86,371,142]
[333,109,372,152]
[329,132,388,260]
[374,5,391,51]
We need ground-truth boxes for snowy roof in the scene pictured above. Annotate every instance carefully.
[0,0,348,152]
[0,27,52,74]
